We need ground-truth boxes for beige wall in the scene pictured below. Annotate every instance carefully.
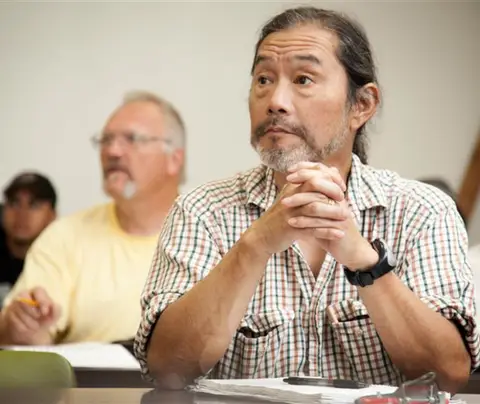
[0,1,479,243]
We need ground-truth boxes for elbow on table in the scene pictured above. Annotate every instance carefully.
[145,335,222,390]
[145,350,215,390]
[146,343,189,390]
[435,352,471,394]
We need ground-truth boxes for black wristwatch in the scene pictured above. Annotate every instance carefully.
[343,238,397,287]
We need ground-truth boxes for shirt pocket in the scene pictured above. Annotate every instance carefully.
[326,299,404,386]
[230,309,294,378]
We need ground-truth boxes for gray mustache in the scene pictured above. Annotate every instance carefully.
[253,118,307,141]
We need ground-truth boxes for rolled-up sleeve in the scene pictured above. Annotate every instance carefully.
[133,199,222,381]
[401,205,480,371]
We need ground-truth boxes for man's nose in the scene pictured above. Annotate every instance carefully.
[267,81,293,116]
[14,206,31,222]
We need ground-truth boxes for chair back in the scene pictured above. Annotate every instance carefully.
[0,350,76,388]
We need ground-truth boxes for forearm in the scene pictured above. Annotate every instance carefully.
[146,230,270,386]
[359,272,470,393]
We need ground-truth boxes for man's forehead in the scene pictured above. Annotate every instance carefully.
[104,102,163,132]
[257,25,338,57]
[7,190,37,202]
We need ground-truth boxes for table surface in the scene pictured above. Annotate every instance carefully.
[74,340,480,393]
[65,389,480,404]
[2,387,479,404]
[71,368,480,394]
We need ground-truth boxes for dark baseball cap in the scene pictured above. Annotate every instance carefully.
[3,172,57,209]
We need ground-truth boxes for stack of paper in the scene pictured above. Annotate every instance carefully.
[1,342,141,370]
[193,378,397,404]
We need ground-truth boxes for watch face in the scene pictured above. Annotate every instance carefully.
[387,248,397,267]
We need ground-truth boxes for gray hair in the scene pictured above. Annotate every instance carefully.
[123,90,187,183]
[252,7,379,164]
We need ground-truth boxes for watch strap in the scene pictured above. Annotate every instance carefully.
[343,239,396,287]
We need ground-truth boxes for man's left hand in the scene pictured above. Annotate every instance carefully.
[283,161,378,271]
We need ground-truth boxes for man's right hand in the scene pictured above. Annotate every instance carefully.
[0,287,60,345]
[246,164,348,256]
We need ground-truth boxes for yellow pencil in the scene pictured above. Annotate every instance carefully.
[17,297,40,307]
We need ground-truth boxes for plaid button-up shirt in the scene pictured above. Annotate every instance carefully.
[134,154,480,385]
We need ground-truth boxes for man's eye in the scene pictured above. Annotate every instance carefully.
[100,134,114,144]
[295,75,313,85]
[126,133,142,144]
[257,76,271,85]
[30,201,41,209]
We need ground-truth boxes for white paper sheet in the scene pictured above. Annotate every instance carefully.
[193,378,398,404]
[1,342,140,370]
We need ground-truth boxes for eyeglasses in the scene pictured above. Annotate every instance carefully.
[91,132,172,149]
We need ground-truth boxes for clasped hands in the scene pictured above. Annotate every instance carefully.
[250,162,378,271]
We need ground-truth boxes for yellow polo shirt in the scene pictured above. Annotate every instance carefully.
[3,203,159,344]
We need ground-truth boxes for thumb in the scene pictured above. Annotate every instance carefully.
[16,290,32,300]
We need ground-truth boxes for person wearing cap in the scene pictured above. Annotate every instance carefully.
[0,173,57,288]
[0,90,186,345]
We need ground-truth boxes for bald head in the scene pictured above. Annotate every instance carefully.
[98,91,186,201]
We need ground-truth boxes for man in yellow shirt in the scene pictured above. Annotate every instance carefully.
[0,90,186,345]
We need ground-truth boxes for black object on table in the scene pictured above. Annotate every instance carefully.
[75,367,151,388]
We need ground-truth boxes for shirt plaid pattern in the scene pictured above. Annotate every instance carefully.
[134,154,480,385]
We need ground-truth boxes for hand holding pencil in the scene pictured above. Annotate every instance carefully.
[0,287,61,345]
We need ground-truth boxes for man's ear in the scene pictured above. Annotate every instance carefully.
[49,209,57,223]
[166,148,185,179]
[349,83,380,133]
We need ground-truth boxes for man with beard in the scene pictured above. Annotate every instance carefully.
[0,90,186,345]
[134,7,478,394]
[0,173,56,291]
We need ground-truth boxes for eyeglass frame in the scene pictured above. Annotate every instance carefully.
[90,131,173,150]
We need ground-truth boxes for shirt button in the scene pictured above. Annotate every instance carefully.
[354,328,363,337]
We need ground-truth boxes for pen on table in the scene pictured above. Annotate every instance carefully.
[17,297,40,307]
[283,377,369,389]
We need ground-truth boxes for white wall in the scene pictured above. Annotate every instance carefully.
[0,1,479,243]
